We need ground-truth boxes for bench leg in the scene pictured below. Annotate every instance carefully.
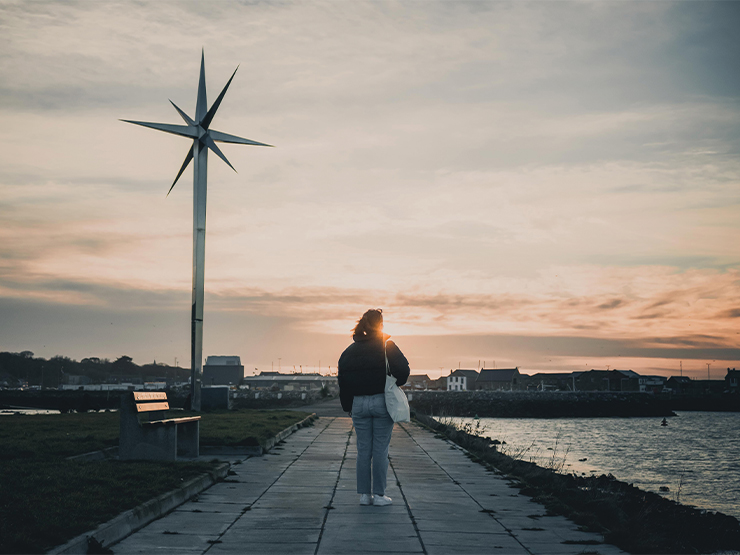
[126,425,178,461]
[177,421,200,459]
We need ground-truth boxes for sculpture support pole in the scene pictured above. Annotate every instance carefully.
[191,138,208,412]
[122,52,272,414]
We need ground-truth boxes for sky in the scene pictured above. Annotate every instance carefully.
[1,1,739,380]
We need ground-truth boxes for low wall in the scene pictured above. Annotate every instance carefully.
[0,389,335,412]
[0,390,124,412]
[230,389,330,409]
[408,390,676,417]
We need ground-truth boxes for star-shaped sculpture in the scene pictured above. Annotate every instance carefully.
[121,50,271,411]
[122,50,272,196]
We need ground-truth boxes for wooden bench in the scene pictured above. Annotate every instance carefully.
[119,391,200,461]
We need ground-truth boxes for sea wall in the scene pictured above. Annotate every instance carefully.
[408,390,677,417]
[0,389,329,412]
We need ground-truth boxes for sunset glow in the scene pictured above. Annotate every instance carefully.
[1,1,739,379]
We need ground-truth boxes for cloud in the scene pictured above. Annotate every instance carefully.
[1,1,739,374]
[717,308,740,319]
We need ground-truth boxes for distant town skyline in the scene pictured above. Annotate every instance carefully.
[1,2,739,380]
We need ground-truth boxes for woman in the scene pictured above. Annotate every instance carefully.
[338,309,410,506]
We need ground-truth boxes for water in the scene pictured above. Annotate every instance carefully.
[0,408,117,415]
[0,408,61,415]
[442,412,740,520]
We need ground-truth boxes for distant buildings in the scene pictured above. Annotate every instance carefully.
[528,372,577,391]
[446,369,479,391]
[475,368,521,391]
[402,374,431,391]
[639,375,667,394]
[411,367,740,395]
[241,371,338,393]
[203,356,244,386]
[575,370,640,392]
[726,369,739,393]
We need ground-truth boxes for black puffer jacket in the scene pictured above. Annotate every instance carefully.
[337,333,410,413]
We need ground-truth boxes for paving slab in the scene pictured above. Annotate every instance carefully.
[413,517,508,534]
[208,541,317,555]
[110,415,627,555]
[111,531,221,553]
[174,503,248,515]
[141,512,235,536]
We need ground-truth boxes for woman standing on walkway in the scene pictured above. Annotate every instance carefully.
[338,309,410,506]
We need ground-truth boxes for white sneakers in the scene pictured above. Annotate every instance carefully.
[359,494,393,506]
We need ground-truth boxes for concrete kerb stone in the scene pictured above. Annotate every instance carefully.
[262,412,319,453]
[65,446,118,462]
[48,412,319,554]
[48,462,230,555]
[200,412,319,457]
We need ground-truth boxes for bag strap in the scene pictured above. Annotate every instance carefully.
[384,338,391,377]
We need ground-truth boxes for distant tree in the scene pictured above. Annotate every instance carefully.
[19,351,34,359]
[112,356,137,382]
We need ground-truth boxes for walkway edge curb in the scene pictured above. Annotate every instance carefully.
[48,462,230,555]
[48,412,318,554]
[262,412,318,453]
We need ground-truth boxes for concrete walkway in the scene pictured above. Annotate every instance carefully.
[112,417,627,555]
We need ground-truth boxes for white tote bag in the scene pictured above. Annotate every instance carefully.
[384,339,410,423]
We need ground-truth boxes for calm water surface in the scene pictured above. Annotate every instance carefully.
[0,408,60,415]
[445,412,740,519]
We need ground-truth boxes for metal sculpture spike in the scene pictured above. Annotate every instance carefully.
[122,50,271,411]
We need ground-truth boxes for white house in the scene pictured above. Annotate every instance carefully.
[446,369,479,391]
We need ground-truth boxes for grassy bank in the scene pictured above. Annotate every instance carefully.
[415,413,740,554]
[0,409,312,554]
[1,459,214,554]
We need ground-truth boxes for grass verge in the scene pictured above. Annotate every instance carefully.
[415,413,740,555]
[0,409,312,554]
[0,459,213,554]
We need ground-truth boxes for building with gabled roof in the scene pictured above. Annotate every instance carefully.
[475,368,522,391]
[527,372,575,391]
[666,375,692,394]
[725,368,739,393]
[402,374,431,391]
[447,369,479,391]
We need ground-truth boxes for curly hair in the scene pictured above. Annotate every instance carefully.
[352,308,383,339]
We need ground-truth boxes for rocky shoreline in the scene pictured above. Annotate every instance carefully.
[415,412,740,554]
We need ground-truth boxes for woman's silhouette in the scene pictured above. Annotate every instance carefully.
[338,309,410,506]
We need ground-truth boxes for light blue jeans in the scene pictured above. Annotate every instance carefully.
[352,393,394,496]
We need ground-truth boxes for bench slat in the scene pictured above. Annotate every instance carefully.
[141,416,201,426]
[134,391,167,401]
[136,401,169,412]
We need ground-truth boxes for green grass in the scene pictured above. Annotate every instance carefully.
[187,409,312,446]
[0,409,312,554]
[0,409,312,460]
[0,411,120,461]
[0,459,213,554]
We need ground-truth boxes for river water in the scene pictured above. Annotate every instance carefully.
[443,412,740,520]
[0,408,61,415]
